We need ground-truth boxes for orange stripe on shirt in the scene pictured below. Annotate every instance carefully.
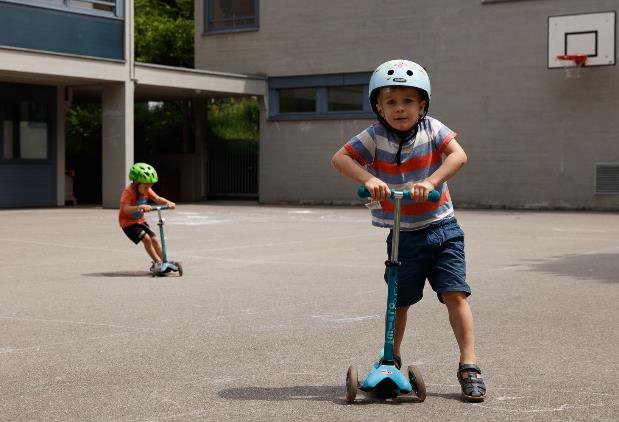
[371,151,442,175]
[344,143,367,166]
[380,188,451,216]
[438,131,457,154]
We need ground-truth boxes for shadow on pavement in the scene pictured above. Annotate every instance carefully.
[527,253,619,283]
[219,385,343,403]
[82,270,151,277]
[426,391,463,402]
[218,386,424,405]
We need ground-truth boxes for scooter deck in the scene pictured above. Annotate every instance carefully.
[360,364,413,394]
[152,261,181,276]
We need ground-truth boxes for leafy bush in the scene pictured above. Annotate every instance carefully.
[208,97,259,141]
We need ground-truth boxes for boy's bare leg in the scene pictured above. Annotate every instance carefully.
[151,237,164,261]
[142,235,162,263]
[394,306,410,357]
[441,291,480,378]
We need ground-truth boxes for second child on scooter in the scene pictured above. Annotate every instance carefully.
[118,162,176,273]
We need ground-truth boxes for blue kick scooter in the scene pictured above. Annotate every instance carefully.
[346,186,440,403]
[148,205,183,277]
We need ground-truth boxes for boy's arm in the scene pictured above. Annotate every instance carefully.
[120,189,151,214]
[411,139,467,202]
[150,192,176,209]
[331,147,390,201]
[121,203,151,214]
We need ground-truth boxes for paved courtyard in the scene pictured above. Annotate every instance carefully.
[1,203,617,421]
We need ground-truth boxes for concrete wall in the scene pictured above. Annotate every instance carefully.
[196,0,619,209]
[101,81,134,208]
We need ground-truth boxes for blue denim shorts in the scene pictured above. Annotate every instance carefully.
[384,217,470,307]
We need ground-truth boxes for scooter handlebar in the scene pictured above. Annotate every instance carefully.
[143,205,171,212]
[357,185,440,203]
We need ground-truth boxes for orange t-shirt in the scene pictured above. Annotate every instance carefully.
[118,184,157,228]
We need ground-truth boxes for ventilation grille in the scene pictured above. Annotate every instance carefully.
[595,163,619,194]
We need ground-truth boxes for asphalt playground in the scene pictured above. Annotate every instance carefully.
[1,202,618,421]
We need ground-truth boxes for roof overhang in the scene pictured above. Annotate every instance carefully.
[0,47,266,101]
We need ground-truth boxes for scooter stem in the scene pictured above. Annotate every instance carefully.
[383,192,403,363]
[356,186,438,365]
[156,208,168,263]
[390,193,402,264]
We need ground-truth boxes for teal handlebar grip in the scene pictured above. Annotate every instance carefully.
[357,185,372,198]
[357,186,440,203]
[427,190,440,202]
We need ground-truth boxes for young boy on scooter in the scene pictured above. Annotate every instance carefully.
[119,162,176,273]
[331,60,486,402]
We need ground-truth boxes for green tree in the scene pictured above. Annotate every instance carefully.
[134,0,194,68]
[207,97,259,141]
[135,101,193,157]
[65,104,103,203]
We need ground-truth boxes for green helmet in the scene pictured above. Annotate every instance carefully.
[129,162,158,184]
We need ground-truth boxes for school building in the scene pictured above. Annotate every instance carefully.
[197,0,619,209]
[2,0,618,210]
[0,0,265,208]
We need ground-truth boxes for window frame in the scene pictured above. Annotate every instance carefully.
[204,0,259,34]
[0,84,55,164]
[0,0,123,19]
[268,72,374,121]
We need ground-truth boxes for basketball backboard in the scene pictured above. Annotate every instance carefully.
[548,11,616,68]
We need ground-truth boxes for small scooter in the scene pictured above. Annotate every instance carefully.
[148,205,183,277]
[346,186,440,403]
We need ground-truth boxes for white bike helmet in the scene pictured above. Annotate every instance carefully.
[368,59,431,119]
[368,60,432,165]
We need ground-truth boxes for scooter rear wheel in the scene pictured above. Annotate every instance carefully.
[346,365,358,404]
[407,365,426,402]
[176,261,183,277]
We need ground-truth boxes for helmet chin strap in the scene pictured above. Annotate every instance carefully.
[377,113,426,166]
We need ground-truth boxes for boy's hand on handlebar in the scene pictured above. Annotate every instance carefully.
[410,180,436,202]
[365,177,390,201]
[139,205,152,213]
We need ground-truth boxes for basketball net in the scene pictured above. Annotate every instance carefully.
[557,54,588,79]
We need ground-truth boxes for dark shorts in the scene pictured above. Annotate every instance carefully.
[122,222,156,244]
[384,217,470,307]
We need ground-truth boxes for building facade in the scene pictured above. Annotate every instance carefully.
[196,0,619,209]
[0,0,266,208]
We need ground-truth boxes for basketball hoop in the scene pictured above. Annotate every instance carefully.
[556,54,588,79]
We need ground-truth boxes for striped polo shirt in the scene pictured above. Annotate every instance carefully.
[344,117,456,230]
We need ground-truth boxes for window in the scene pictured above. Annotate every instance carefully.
[268,73,373,120]
[1,100,49,160]
[279,88,316,113]
[67,0,116,14]
[328,86,365,112]
[205,0,259,33]
[2,0,122,18]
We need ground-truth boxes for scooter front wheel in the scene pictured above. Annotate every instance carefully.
[346,365,358,404]
[407,365,426,402]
